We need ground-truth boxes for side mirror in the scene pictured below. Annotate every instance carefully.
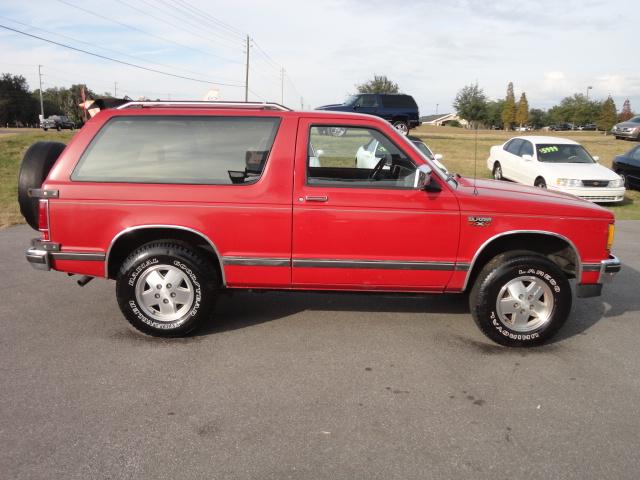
[434,153,443,161]
[414,164,433,190]
[522,154,533,161]
[593,156,600,162]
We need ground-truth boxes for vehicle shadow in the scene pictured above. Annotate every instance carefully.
[195,258,639,343]
[196,290,469,336]
[550,261,640,343]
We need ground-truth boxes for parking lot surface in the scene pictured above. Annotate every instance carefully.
[1,222,639,479]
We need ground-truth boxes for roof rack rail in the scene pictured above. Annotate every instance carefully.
[116,100,291,111]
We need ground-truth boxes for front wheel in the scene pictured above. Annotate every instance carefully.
[469,253,572,347]
[116,241,219,337]
[534,177,547,188]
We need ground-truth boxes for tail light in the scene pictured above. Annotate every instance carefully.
[38,199,50,241]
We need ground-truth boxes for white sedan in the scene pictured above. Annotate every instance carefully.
[356,136,448,174]
[487,136,625,203]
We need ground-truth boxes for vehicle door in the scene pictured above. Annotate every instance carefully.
[292,119,460,291]
[501,138,523,181]
[353,94,379,117]
[517,139,536,185]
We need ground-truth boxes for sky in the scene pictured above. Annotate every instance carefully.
[0,0,638,115]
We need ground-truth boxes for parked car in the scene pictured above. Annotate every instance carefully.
[549,123,573,131]
[19,101,620,347]
[612,144,640,189]
[612,115,640,140]
[355,135,448,174]
[580,124,598,131]
[40,115,76,131]
[316,94,420,135]
[487,136,625,203]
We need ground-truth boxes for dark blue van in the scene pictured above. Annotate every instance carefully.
[316,93,420,135]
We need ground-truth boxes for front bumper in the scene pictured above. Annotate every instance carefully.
[576,254,621,298]
[549,185,626,203]
[612,129,639,139]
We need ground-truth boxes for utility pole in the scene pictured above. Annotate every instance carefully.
[586,86,593,99]
[38,64,44,121]
[244,35,250,102]
[280,67,285,105]
[114,82,118,97]
[436,103,439,115]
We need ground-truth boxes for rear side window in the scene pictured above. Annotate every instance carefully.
[380,95,417,108]
[72,116,280,184]
[505,139,523,155]
[519,140,534,156]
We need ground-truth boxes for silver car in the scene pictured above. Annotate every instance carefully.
[612,115,640,140]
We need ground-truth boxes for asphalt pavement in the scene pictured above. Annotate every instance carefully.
[1,222,639,479]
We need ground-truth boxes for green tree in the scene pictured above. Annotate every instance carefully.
[485,99,505,129]
[355,75,399,94]
[0,73,39,126]
[598,96,618,133]
[528,108,546,129]
[546,94,600,126]
[453,83,488,129]
[515,92,529,127]
[618,98,634,122]
[501,82,516,130]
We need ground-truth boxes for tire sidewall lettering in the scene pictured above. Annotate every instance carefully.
[488,265,560,341]
[126,256,203,329]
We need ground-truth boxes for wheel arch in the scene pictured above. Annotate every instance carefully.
[463,230,581,291]
[106,225,225,284]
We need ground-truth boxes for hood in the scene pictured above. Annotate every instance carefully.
[316,103,345,110]
[454,177,613,219]
[614,121,640,129]
[538,162,619,181]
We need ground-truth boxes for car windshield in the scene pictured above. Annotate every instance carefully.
[344,95,358,106]
[536,144,595,163]
[411,140,434,160]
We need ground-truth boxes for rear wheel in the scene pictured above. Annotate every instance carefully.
[17,141,67,230]
[493,162,503,180]
[469,253,572,346]
[534,177,547,188]
[116,241,219,337]
[393,120,409,135]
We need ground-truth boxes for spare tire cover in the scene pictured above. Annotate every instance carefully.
[17,141,66,230]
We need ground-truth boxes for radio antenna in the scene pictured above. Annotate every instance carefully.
[473,123,479,195]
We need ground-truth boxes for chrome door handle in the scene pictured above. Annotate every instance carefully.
[305,195,329,202]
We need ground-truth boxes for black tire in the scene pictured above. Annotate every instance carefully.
[17,141,66,230]
[534,177,547,188]
[116,241,219,337]
[469,252,572,347]
[393,120,409,135]
[492,162,503,180]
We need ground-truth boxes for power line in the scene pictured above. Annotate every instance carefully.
[174,0,245,38]
[0,15,240,84]
[150,0,245,47]
[135,0,245,50]
[0,24,244,87]
[54,0,243,64]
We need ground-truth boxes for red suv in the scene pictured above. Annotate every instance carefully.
[19,101,620,346]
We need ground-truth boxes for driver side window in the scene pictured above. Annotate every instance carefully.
[307,126,418,188]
